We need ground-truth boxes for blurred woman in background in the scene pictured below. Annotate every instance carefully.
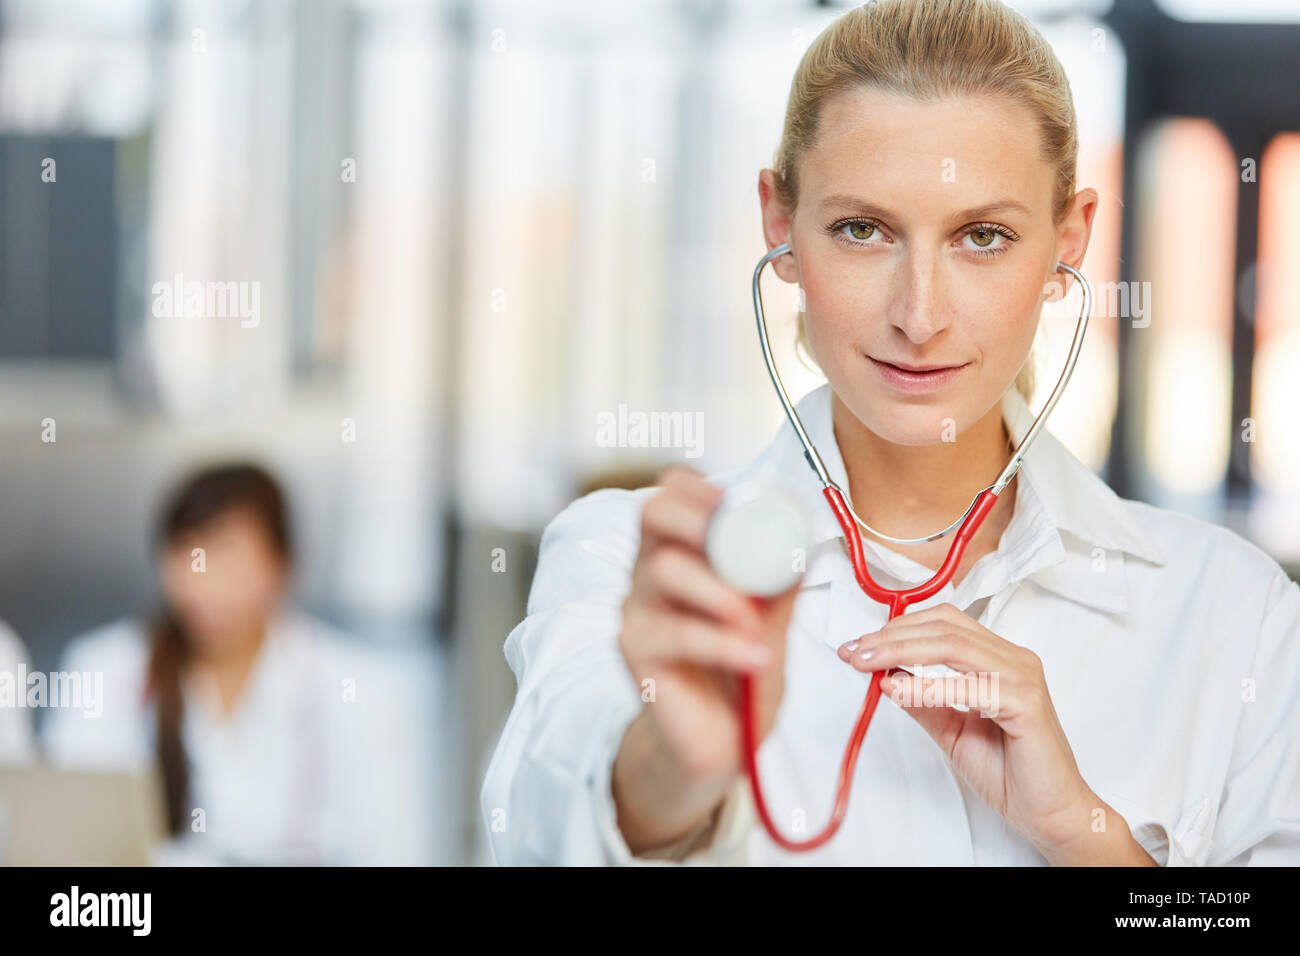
[43,463,422,864]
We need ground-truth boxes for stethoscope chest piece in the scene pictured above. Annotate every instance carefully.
[706,481,812,598]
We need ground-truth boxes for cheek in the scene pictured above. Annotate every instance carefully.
[161,561,199,607]
[210,555,280,612]
[969,301,1035,354]
[227,541,286,609]
[980,271,1048,371]
[946,253,1049,366]
[798,261,874,362]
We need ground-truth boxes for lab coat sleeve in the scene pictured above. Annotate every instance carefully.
[479,489,754,865]
[1208,571,1300,866]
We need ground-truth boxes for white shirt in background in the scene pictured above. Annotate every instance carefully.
[0,620,36,765]
[481,383,1300,866]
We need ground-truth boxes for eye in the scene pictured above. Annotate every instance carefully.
[959,222,1019,257]
[826,217,888,247]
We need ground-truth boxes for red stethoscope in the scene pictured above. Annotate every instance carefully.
[724,242,1093,852]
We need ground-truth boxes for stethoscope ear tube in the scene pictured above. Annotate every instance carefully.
[992,260,1092,494]
[752,243,835,487]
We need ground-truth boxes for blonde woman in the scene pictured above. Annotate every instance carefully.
[481,0,1300,865]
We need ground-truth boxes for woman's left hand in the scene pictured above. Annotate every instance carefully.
[837,603,1151,865]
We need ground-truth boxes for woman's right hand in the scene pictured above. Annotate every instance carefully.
[611,465,802,853]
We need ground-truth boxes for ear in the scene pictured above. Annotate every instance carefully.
[1044,187,1099,303]
[757,169,801,285]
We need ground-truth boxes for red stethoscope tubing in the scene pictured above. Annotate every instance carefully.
[738,483,1001,852]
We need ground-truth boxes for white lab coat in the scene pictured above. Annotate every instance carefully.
[42,607,431,865]
[481,383,1300,865]
[0,620,36,765]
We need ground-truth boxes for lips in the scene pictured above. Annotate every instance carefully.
[873,358,963,373]
[867,355,969,393]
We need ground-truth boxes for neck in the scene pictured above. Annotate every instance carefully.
[204,621,266,664]
[190,621,268,715]
[832,391,1015,544]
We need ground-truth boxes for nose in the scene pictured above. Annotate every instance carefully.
[888,250,953,345]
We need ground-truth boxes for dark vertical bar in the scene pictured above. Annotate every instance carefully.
[436,0,473,647]
[1104,0,1151,500]
[1226,134,1262,505]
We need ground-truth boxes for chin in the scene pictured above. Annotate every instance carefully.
[179,615,234,644]
[872,420,954,446]
[838,391,958,445]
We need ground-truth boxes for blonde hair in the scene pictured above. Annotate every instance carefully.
[773,0,1080,405]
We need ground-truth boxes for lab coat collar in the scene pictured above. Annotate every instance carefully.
[999,386,1166,568]
[743,382,1166,616]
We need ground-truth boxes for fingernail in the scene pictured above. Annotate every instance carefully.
[843,640,860,653]
[747,644,773,667]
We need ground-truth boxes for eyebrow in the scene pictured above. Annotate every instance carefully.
[819,193,1032,222]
